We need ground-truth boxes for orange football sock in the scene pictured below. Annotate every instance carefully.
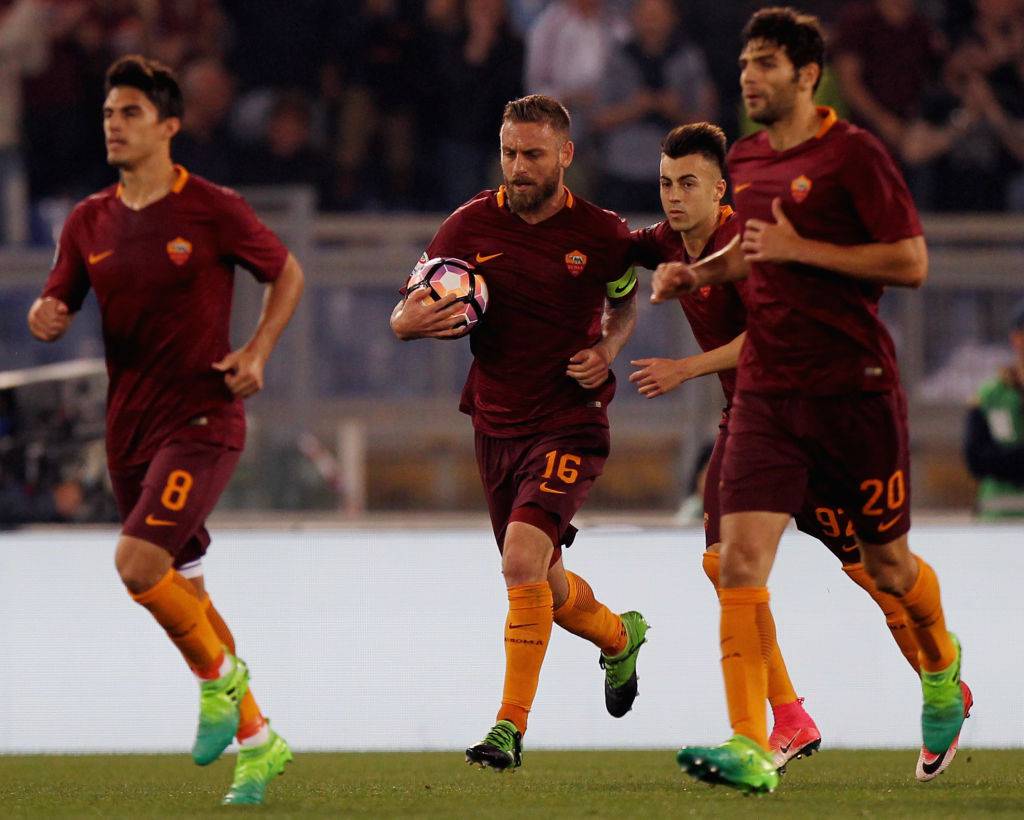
[705,553,797,709]
[203,596,266,740]
[842,561,920,673]
[552,571,626,656]
[719,586,772,750]
[131,569,224,675]
[898,555,957,672]
[496,582,554,735]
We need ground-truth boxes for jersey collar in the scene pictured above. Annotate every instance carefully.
[115,164,190,200]
[815,106,838,139]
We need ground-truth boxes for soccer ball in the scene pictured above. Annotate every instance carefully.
[405,256,489,332]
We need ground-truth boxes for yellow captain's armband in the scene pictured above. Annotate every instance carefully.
[607,266,637,299]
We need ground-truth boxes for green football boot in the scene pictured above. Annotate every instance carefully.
[921,633,966,756]
[192,653,249,766]
[465,720,523,771]
[677,734,780,794]
[222,728,293,805]
[599,611,650,717]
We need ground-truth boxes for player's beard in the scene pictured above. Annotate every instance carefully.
[748,81,799,126]
[506,168,561,215]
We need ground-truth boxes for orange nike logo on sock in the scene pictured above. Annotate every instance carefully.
[88,250,114,265]
[878,513,904,532]
[539,482,566,495]
[475,252,503,263]
[145,514,176,526]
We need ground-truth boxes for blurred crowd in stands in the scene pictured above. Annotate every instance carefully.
[1,0,1023,244]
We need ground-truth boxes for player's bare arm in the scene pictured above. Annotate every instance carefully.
[567,296,638,390]
[390,290,466,341]
[212,252,305,398]
[742,197,928,288]
[27,297,73,342]
[630,331,746,399]
[651,234,747,303]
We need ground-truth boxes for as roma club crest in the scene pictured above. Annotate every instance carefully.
[790,175,812,203]
[166,237,193,266]
[565,250,588,277]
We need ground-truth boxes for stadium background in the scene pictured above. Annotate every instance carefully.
[0,0,1023,764]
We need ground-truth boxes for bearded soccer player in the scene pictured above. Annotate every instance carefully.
[27,56,303,805]
[631,121,948,770]
[391,94,648,770]
[652,9,969,793]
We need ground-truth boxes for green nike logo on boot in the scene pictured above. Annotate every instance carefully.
[599,611,649,717]
[192,652,249,766]
[677,734,780,794]
[222,728,293,805]
[921,633,966,755]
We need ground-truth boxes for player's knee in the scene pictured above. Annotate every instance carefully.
[115,536,173,594]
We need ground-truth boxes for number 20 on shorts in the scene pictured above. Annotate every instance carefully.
[160,469,194,511]
[860,469,906,517]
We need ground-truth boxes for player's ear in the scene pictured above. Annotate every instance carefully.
[715,177,726,203]
[798,62,821,94]
[560,138,574,169]
[164,116,181,140]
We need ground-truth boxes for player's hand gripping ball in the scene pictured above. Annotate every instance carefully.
[406,257,489,334]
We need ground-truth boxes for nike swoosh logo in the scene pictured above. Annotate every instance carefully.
[88,250,114,265]
[509,623,538,630]
[734,182,752,194]
[475,252,503,263]
[539,481,566,495]
[612,280,635,296]
[920,749,947,776]
[878,513,904,532]
[145,514,176,527]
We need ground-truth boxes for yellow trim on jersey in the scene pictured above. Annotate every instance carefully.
[607,266,637,299]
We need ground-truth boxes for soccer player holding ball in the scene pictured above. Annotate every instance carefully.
[654,9,969,793]
[391,95,648,770]
[28,56,304,805]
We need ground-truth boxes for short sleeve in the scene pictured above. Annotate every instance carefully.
[842,132,923,243]
[217,189,289,282]
[41,205,91,312]
[629,224,667,270]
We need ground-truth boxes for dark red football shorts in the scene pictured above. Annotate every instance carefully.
[475,423,610,559]
[705,412,860,562]
[110,438,241,572]
[719,389,911,546]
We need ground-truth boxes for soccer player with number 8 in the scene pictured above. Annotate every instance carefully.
[27,56,304,805]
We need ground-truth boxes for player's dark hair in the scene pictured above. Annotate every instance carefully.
[502,94,571,135]
[661,122,727,176]
[105,55,184,120]
[742,6,825,92]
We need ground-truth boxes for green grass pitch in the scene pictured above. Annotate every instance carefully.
[2,749,1022,818]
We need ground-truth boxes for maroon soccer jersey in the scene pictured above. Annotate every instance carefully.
[423,187,636,436]
[727,108,923,395]
[631,206,745,402]
[41,166,288,469]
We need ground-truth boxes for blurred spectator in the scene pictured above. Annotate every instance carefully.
[222,0,331,94]
[22,1,112,239]
[592,0,716,212]
[941,0,1024,210]
[524,0,624,196]
[832,1,946,153]
[144,0,229,68]
[0,0,49,245]
[832,1,955,207]
[334,0,423,209]
[425,0,524,208]
[235,91,331,201]
[173,56,237,183]
[963,298,1024,519]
